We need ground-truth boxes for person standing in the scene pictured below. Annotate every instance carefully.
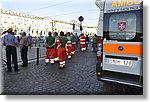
[75,33,79,50]
[20,32,29,67]
[3,28,19,72]
[71,33,76,54]
[57,31,67,69]
[92,34,97,52]
[28,33,33,49]
[79,33,86,51]
[85,34,90,49]
[45,32,55,65]
[16,36,20,46]
[66,32,72,59]
[89,34,93,50]
[53,32,59,61]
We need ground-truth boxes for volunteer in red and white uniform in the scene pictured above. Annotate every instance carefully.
[57,31,67,69]
[45,32,55,65]
[71,33,76,54]
[79,33,86,51]
[54,32,59,61]
[66,32,72,59]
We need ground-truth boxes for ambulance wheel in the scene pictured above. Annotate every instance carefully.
[96,62,102,79]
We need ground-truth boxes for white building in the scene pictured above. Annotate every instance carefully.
[51,20,80,34]
[83,26,98,35]
[0,9,52,37]
[0,9,97,37]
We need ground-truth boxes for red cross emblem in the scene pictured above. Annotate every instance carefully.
[118,22,126,31]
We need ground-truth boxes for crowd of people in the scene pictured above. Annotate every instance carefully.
[45,31,79,69]
[2,28,98,72]
[44,31,98,69]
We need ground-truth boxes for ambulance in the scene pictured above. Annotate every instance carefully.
[95,0,143,87]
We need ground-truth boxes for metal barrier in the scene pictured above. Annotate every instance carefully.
[2,45,46,67]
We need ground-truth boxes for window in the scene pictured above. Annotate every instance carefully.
[109,12,136,40]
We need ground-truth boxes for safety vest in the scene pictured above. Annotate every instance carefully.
[66,36,72,46]
[46,36,55,46]
[92,36,97,44]
[71,35,76,44]
[57,36,67,47]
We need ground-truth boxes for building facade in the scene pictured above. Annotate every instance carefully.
[0,9,53,37]
[0,9,97,37]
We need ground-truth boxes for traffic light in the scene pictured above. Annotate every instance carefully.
[73,23,75,30]
[80,25,82,31]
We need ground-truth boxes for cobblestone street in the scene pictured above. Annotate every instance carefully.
[2,49,142,95]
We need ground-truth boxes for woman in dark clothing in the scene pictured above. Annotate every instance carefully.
[85,35,90,49]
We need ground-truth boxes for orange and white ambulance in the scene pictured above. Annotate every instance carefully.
[95,0,143,87]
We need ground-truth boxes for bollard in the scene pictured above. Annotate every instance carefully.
[37,47,39,65]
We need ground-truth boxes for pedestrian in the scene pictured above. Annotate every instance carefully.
[45,31,55,65]
[79,33,86,51]
[75,33,79,50]
[38,37,41,46]
[28,33,33,49]
[34,37,37,47]
[53,32,59,61]
[89,34,93,50]
[16,36,20,44]
[85,34,90,49]
[3,28,19,72]
[66,32,72,59]
[57,31,67,69]
[92,34,97,52]
[71,33,76,54]
[20,32,30,67]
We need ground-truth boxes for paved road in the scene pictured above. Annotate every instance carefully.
[2,49,142,95]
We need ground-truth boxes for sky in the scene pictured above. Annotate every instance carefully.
[0,0,100,26]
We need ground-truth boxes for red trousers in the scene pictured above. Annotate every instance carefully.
[71,44,76,54]
[57,47,66,67]
[45,48,55,63]
[80,44,86,48]
[80,44,86,51]
[53,49,58,61]
[66,46,72,58]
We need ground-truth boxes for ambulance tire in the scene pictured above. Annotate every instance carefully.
[96,62,102,80]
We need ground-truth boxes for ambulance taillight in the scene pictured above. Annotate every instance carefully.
[97,36,103,61]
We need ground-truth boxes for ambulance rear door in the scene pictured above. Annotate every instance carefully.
[101,0,143,87]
